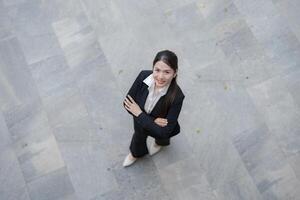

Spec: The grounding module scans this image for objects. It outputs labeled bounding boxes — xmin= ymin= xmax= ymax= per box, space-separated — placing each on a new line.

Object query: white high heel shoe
xmin=149 ymin=142 xmax=162 ymax=156
xmin=123 ymin=153 xmax=137 ymax=167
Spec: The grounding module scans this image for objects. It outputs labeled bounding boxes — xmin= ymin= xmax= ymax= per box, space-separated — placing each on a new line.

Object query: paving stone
xmin=0 ymin=148 xmax=30 ymax=200
xmin=0 ymin=112 xmax=11 ymax=151
xmin=58 ymin=142 xmax=118 ymax=200
xmin=1 ymin=0 xmax=300 ymax=199
xmin=0 ymin=37 xmax=39 ymax=113
xmin=214 ymin=174 xmax=263 ymax=200
xmin=43 ymin=86 xmax=89 ymax=127
xmin=27 ymin=167 xmax=75 ymax=200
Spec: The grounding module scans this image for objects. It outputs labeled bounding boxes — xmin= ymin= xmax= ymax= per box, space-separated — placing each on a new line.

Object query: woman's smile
xmin=156 ymin=79 xmax=166 ymax=85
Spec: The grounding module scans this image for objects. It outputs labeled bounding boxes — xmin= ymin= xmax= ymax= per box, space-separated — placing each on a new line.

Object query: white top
xmin=143 ymin=74 xmax=170 ymax=114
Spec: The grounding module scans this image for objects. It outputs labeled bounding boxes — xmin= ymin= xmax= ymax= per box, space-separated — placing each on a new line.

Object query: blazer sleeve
xmin=123 ymin=71 xmax=143 ymax=115
xmin=134 ymin=95 xmax=185 ymax=139
xmin=127 ymin=71 xmax=143 ymax=99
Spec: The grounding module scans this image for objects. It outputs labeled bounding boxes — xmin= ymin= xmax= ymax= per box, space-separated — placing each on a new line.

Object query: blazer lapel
xmin=150 ymin=95 xmax=166 ymax=116
xmin=140 ymin=83 xmax=149 ymax=110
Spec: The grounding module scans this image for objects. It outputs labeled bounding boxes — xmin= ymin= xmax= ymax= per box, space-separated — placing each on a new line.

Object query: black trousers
xmin=129 ymin=131 xmax=170 ymax=157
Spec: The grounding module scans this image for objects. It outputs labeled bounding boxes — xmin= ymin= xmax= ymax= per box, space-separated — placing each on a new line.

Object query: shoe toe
xmin=149 ymin=143 xmax=162 ymax=156
xmin=123 ymin=154 xmax=136 ymax=167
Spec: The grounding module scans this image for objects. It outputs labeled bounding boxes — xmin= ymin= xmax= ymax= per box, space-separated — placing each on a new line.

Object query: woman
xmin=123 ymin=50 xmax=185 ymax=167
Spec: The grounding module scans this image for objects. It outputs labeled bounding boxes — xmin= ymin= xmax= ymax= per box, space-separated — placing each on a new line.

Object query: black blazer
xmin=125 ymin=70 xmax=185 ymax=139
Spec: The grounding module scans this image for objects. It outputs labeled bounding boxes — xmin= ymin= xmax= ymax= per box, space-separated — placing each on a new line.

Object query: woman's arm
xmin=127 ymin=71 xmax=143 ymax=99
xmin=123 ymin=71 xmax=143 ymax=115
xmin=134 ymin=96 xmax=185 ymax=139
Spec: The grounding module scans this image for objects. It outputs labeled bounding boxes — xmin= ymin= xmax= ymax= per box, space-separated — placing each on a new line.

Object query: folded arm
xmin=134 ymin=96 xmax=184 ymax=139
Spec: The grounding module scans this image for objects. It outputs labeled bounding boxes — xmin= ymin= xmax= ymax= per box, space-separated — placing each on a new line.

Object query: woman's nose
xmin=158 ymin=72 xmax=164 ymax=79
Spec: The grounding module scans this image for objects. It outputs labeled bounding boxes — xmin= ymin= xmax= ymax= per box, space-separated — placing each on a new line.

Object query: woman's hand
xmin=124 ymin=95 xmax=142 ymax=117
xmin=154 ymin=118 xmax=168 ymax=127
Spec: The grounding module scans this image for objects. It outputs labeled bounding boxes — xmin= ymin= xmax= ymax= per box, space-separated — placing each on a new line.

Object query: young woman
xmin=123 ymin=50 xmax=185 ymax=167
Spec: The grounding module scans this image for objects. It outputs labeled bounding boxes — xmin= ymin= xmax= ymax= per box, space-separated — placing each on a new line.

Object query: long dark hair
xmin=153 ymin=50 xmax=179 ymax=117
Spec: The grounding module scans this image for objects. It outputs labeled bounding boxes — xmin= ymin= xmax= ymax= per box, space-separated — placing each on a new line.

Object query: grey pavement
xmin=1 ymin=0 xmax=300 ymax=199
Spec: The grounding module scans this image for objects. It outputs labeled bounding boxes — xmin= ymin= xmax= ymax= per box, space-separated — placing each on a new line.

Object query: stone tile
xmin=193 ymin=58 xmax=245 ymax=82
xmin=191 ymin=127 xmax=249 ymax=189
xmin=155 ymin=0 xmax=197 ymax=11
xmin=4 ymin=100 xmax=48 ymax=143
xmin=5 ymin=0 xmax=85 ymax=23
xmin=112 ymin=0 xmax=161 ymax=28
xmin=43 ymin=86 xmax=89 ymax=127
xmin=214 ymin=174 xmax=263 ymax=200
xmin=159 ymin=156 xmax=216 ymax=200
xmin=48 ymin=0 xmax=84 ymax=21
xmin=288 ymin=153 xmax=300 ymax=180
xmin=200 ymin=2 xmax=242 ymax=35
xmin=177 ymin=182 xmax=217 ymax=200
xmin=53 ymin=115 xmax=102 ymax=143
xmin=27 ymin=167 xmax=75 ymax=200
xmin=263 ymin=30 xmax=300 ymax=57
xmin=0 ymin=37 xmax=39 ymax=113
xmin=264 ymin=49 xmax=300 ymax=78
xmin=29 ymin=55 xmax=72 ymax=98
xmin=2 ymin=0 xmax=27 ymax=7
xmin=93 ymin=186 xmax=171 ymax=200
xmin=0 ymin=148 xmax=30 ymax=200
xmin=232 ymin=124 xmax=285 ymax=173
xmin=197 ymin=0 xmax=233 ymax=19
xmin=14 ymin=130 xmax=65 ymax=182
xmin=283 ymin=67 xmax=300 ymax=108
xmin=233 ymin=0 xmax=300 ymax=69
xmin=8 ymin=0 xmax=54 ymax=36
xmin=70 ymin=54 xmax=108 ymax=85
xmin=259 ymin=164 xmax=300 ymax=200
xmin=17 ymin=31 xmax=63 ymax=65
xmin=227 ymin=51 xmax=272 ymax=87
xmin=248 ymin=76 xmax=300 ymax=157
xmin=75 ymin=62 xmax=133 ymax=156
xmin=164 ymin=2 xmax=205 ymax=39
xmin=132 ymin=185 xmax=172 ymax=200
xmin=180 ymin=38 xmax=226 ymax=77
xmin=7 ymin=0 xmax=64 ymax=64
xmin=0 ymin=1 xmax=14 ymax=40
xmin=213 ymin=85 xmax=263 ymax=137
xmin=80 ymin=0 xmax=128 ymax=37
xmin=52 ymin=13 xmax=103 ymax=68
xmin=4 ymin=99 xmax=66 ymax=183
xmin=149 ymin=133 xmax=193 ymax=170
xmin=232 ymin=124 xmax=300 ymax=199
xmin=57 ymin=193 xmax=79 ymax=200
xmin=217 ymin=24 xmax=260 ymax=61
xmin=57 ymin=142 xmax=118 ymax=200
xmin=90 ymin=189 xmax=124 ymax=200
xmin=3 ymin=101 xmax=64 ymax=183
xmin=111 ymin=156 xmax=170 ymax=199
xmin=233 ymin=0 xmax=278 ymax=19
xmin=0 ymin=112 xmax=11 ymax=151
xmin=263 ymin=95 xmax=300 ymax=156
xmin=274 ymin=0 xmax=300 ymax=41
xmin=247 ymin=73 xmax=290 ymax=107
xmin=76 ymin=65 xmax=122 ymax=122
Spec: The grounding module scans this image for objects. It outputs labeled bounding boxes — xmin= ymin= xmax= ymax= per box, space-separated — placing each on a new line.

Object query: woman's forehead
xmin=154 ymin=61 xmax=173 ymax=71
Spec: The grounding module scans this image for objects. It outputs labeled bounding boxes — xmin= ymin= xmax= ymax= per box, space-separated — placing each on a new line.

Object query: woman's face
xmin=153 ymin=61 xmax=176 ymax=88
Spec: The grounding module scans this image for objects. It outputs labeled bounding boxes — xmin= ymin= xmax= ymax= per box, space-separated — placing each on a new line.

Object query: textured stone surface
xmin=0 ymin=0 xmax=300 ymax=199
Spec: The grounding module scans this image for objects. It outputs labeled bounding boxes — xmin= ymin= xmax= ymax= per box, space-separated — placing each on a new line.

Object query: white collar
xmin=143 ymin=73 xmax=170 ymax=94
